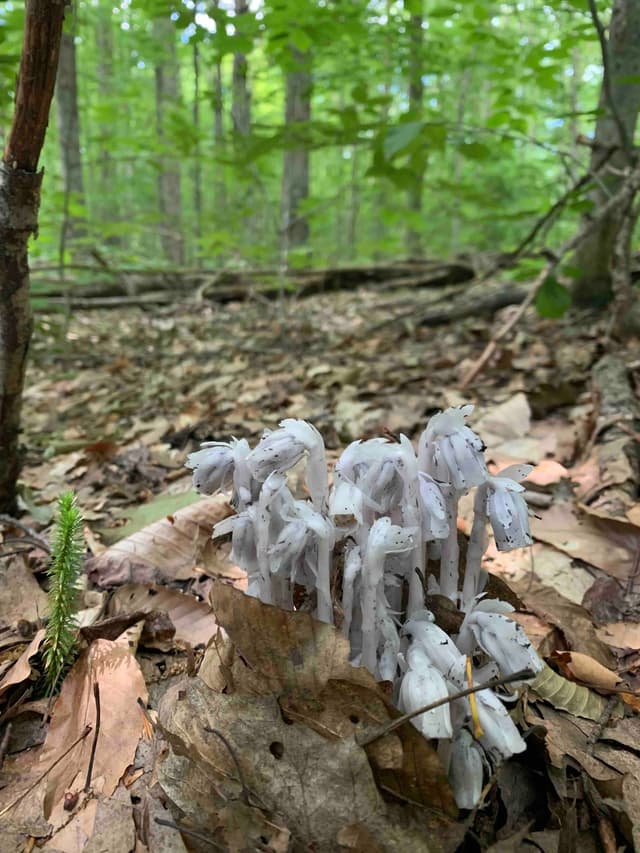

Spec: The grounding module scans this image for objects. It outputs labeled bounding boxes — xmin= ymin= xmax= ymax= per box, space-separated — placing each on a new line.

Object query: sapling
xmin=43 ymin=492 xmax=84 ymax=693
xmin=187 ymin=405 xmax=544 ymax=808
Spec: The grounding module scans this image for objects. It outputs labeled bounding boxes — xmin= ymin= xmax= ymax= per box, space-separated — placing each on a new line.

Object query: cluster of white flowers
xmin=186 ymin=405 xmax=543 ymax=808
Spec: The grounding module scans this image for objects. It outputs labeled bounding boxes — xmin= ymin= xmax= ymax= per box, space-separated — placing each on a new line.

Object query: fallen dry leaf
xmin=86 ymin=495 xmax=232 ymax=587
xmin=0 ymin=556 xmax=49 ymax=626
xmin=109 ymin=584 xmax=218 ymax=649
xmin=596 ymin=622 xmax=640 ymax=651
xmin=529 ymin=501 xmax=640 ymax=583
xmin=552 ymin=650 xmax=622 ymax=690
xmin=40 ymin=635 xmax=148 ymax=823
xmin=0 ymin=629 xmax=45 ymax=699
xmin=45 ymin=784 xmax=136 ymax=853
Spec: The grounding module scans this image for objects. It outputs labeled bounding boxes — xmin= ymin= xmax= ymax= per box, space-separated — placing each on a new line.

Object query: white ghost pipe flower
xmin=247 ymin=427 xmax=306 ymax=481
xmin=398 ymin=646 xmax=453 ymax=739
xmin=401 ymin=611 xmax=465 ymax=684
xmin=214 ymin=510 xmax=260 ymax=596
xmin=329 ymin=478 xmax=365 ymax=526
xmin=377 ymin=604 xmax=401 ymax=682
xmin=254 ymin=472 xmax=287 ymax=605
xmin=486 ymin=465 xmax=533 ymax=552
xmin=186 ymin=441 xmax=235 ymax=494
xmin=418 ymin=405 xmax=487 ymax=491
xmin=279 ymin=419 xmax=328 ymax=511
xmin=418 ymin=473 xmax=449 ymax=541
xmin=462 ymin=482 xmax=490 ymax=610
xmin=230 ymin=438 xmax=257 ymax=511
xmin=285 ymin=498 xmax=335 ymax=623
xmin=341 ymin=544 xmax=362 ymax=641
xmin=449 ymin=728 xmax=484 ymax=809
xmin=458 ymin=608 xmax=543 ymax=679
xmin=361 ymin=518 xmax=415 ymax=673
xmin=473 ymin=686 xmax=526 ymax=760
xmin=395 ymin=435 xmax=426 ymax=616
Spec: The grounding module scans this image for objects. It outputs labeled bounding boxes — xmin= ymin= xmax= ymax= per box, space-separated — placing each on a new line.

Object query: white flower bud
xmin=186 ymin=441 xmax=235 ymax=494
xmin=398 ymin=646 xmax=453 ymax=739
xmin=449 ymin=728 xmax=484 ymax=809
xmin=419 ymin=406 xmax=487 ymax=491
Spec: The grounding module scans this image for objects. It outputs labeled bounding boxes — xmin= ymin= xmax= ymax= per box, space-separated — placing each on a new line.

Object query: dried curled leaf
xmin=529 ymin=663 xmax=623 ymax=721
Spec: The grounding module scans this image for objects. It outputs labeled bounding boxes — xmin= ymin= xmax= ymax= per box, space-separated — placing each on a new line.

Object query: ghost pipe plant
xmin=187 ymin=406 xmax=543 ymax=808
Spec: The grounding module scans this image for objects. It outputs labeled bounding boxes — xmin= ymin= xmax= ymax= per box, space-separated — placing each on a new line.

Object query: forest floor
xmin=1 ymin=280 xmax=640 ymax=852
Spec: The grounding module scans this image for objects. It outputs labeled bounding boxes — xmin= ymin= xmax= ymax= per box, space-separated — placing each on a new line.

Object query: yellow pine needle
xmin=466 ymin=656 xmax=484 ymax=739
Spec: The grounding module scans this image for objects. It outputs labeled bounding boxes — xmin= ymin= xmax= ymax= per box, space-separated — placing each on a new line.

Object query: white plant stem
xmin=440 ymin=491 xmax=461 ymax=601
xmin=463 ymin=484 xmax=488 ymax=610
xmin=315 ymin=536 xmax=333 ymax=624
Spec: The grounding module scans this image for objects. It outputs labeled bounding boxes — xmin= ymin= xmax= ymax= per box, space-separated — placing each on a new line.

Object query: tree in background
xmin=55 ymin=17 xmax=86 ymax=252
xmin=573 ymin=0 xmax=640 ymax=307
xmin=0 ymin=0 xmax=65 ymax=512
xmin=405 ymin=0 xmax=425 ymax=258
xmin=281 ymin=45 xmax=312 ymax=265
xmin=153 ymin=13 xmax=185 ymax=266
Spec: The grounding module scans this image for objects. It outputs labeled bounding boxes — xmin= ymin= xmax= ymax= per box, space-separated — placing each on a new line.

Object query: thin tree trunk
xmin=573 ymin=0 xmax=640 ymax=306
xmin=0 ymin=0 xmax=66 ymax=512
xmin=281 ymin=47 xmax=312 ymax=264
xmin=56 ymin=26 xmax=86 ymax=249
xmin=406 ymin=2 xmax=424 ymax=258
xmin=192 ymin=36 xmax=202 ymax=266
xmin=212 ymin=41 xmax=227 ymax=223
xmin=153 ymin=16 xmax=185 ymax=266
xmin=95 ymin=7 xmax=119 ymax=245
xmin=347 ymin=147 xmax=359 ymax=258
xmin=231 ymin=0 xmax=251 ymax=137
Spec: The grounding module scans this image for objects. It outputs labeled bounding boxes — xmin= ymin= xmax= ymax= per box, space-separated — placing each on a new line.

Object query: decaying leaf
xmin=109 ymin=584 xmax=218 ymax=649
xmin=45 ymin=784 xmax=136 ymax=853
xmin=209 ymin=584 xmax=457 ymax=816
xmin=0 ymin=629 xmax=45 ymax=699
xmin=596 ymin=622 xmax=640 ymax=651
xmin=158 ymin=678 xmax=445 ymax=852
xmin=86 ymin=495 xmax=233 ymax=587
xmin=40 ymin=636 xmax=148 ymax=823
xmin=551 ymin=651 xmax=623 ymax=691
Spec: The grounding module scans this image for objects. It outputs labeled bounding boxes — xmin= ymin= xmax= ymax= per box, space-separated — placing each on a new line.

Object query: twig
xmin=154 ymin=817 xmax=224 ymax=849
xmin=587 ymin=0 xmax=633 ymax=162
xmin=84 ymin=683 xmax=100 ymax=792
xmin=0 ymin=724 xmax=92 ymax=818
xmin=356 ymin=668 xmax=535 ymax=747
xmin=203 ymin=726 xmax=251 ymax=806
xmin=0 ymin=723 xmax=12 ymax=770
xmin=461 ymin=161 xmax=640 ymax=388
xmin=0 ymin=515 xmax=50 ymax=553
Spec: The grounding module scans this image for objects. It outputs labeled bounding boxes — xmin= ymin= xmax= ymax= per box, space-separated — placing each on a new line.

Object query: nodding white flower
xmin=398 ymin=645 xmax=453 ymax=739
xmin=329 ymin=478 xmax=365 ymax=526
xmin=458 ymin=607 xmax=543 ymax=678
xmin=230 ymin=438 xmax=258 ymax=510
xmin=377 ymin=605 xmax=401 ymax=682
xmin=341 ymin=544 xmax=362 ymax=640
xmin=418 ymin=405 xmax=487 ymax=491
xmin=449 ymin=728 xmax=485 ymax=809
xmin=485 ymin=465 xmax=533 ymax=552
xmin=473 ymin=686 xmax=526 ymax=760
xmin=186 ymin=441 xmax=235 ymax=494
xmin=269 ymin=518 xmax=312 ymax=578
xmin=361 ymin=518 xmax=415 ymax=672
xmin=401 ymin=611 xmax=465 ymax=684
xmin=418 ymin=473 xmax=450 ymax=540
xmin=213 ymin=510 xmax=259 ymax=594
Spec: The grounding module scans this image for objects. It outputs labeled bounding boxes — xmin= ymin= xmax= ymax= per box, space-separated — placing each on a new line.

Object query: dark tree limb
xmin=0 ymin=1 xmax=67 ymax=512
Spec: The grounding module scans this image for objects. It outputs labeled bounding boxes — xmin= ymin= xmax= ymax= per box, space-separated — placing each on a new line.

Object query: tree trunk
xmin=231 ymin=0 xmax=251 ymax=138
xmin=281 ymin=47 xmax=312 ymax=264
xmin=95 ymin=7 xmax=120 ymax=246
xmin=211 ymin=18 xmax=227 ymax=225
xmin=192 ymin=35 xmax=202 ymax=265
xmin=0 ymin=0 xmax=66 ymax=513
xmin=153 ymin=16 xmax=185 ymax=266
xmin=406 ymin=2 xmax=424 ymax=258
xmin=573 ymin=0 xmax=640 ymax=307
xmin=56 ymin=27 xmax=86 ymax=248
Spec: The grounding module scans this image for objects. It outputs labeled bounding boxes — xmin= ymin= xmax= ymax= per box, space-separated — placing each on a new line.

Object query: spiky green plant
xmin=43 ymin=492 xmax=84 ymax=693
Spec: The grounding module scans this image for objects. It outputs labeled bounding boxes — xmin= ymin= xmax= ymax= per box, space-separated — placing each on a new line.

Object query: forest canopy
xmin=0 ymin=0 xmax=610 ymax=271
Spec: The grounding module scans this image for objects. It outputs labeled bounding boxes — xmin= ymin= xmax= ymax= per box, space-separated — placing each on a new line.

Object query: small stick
xmin=0 ymin=725 xmax=92 ymax=818
xmin=155 ymin=817 xmax=224 ymax=849
xmin=84 ymin=683 xmax=100 ymax=792
xmin=203 ymin=726 xmax=251 ymax=805
xmin=357 ymin=668 xmax=535 ymax=747
xmin=0 ymin=723 xmax=12 ymax=770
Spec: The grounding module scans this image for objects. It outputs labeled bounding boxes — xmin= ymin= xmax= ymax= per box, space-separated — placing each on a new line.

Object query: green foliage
xmin=535 ymin=276 xmax=572 ymax=318
xmin=43 ymin=493 xmax=85 ymax=694
xmin=0 ymin=0 xmax=607 ymax=270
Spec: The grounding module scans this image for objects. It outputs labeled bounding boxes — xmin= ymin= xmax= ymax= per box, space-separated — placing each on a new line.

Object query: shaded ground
xmin=1 ymin=282 xmax=640 ymax=851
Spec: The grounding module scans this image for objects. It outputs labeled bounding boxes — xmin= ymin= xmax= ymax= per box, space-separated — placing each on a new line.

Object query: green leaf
xmin=383 ymin=120 xmax=424 ymax=160
xmin=459 ymin=141 xmax=492 ymax=160
xmin=535 ymin=276 xmax=572 ymax=318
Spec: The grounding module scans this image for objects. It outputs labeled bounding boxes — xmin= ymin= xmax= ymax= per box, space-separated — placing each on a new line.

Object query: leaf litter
xmin=1 ymin=288 xmax=640 ymax=849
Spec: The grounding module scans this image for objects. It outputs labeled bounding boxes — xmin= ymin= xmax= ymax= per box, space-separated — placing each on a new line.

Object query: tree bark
xmin=95 ymin=7 xmax=120 ymax=245
xmin=211 ymin=4 xmax=227 ymax=225
xmin=573 ymin=0 xmax=640 ymax=306
xmin=0 ymin=0 xmax=66 ymax=512
xmin=55 ymin=26 xmax=86 ymax=247
xmin=192 ymin=35 xmax=202 ymax=265
xmin=281 ymin=47 xmax=312 ymax=264
xmin=231 ymin=0 xmax=251 ymax=138
xmin=153 ymin=16 xmax=185 ymax=266
xmin=406 ymin=2 xmax=425 ymax=258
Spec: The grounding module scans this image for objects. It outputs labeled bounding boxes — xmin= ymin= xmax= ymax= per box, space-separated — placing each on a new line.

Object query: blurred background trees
xmin=0 ymin=0 xmax=636 ymax=284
